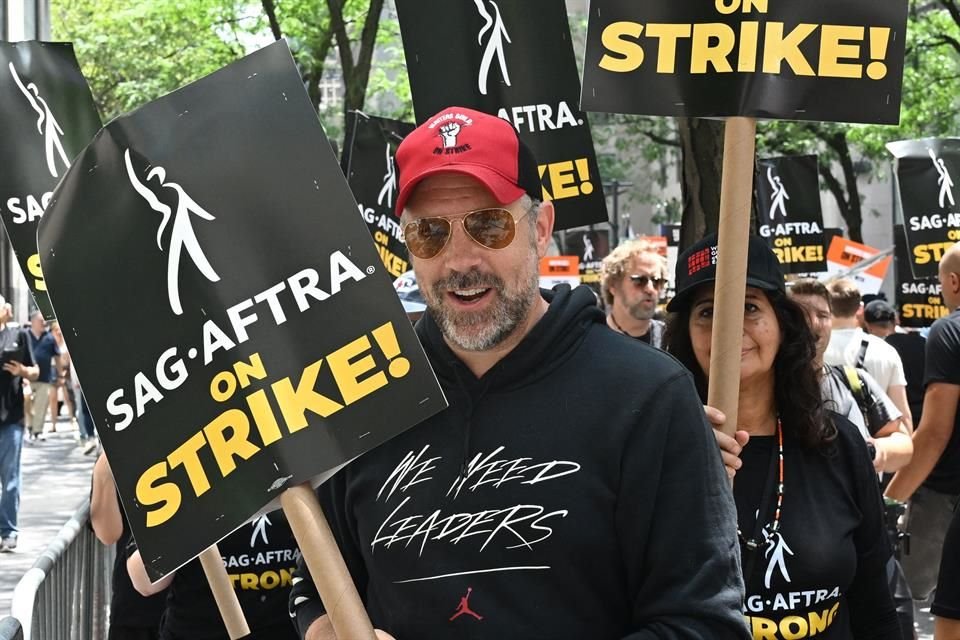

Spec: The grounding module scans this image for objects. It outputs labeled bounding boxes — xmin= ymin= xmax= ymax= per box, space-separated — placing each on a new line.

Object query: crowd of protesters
xmin=35 ymin=106 xmax=960 ymax=639
xmin=0 ymin=302 xmax=98 ymax=556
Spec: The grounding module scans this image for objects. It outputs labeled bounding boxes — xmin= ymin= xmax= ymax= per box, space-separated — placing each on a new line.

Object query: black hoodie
xmin=291 ymin=285 xmax=748 ymax=639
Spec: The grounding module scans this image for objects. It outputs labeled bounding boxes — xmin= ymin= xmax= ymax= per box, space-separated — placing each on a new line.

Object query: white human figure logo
xmin=929 ymin=149 xmax=956 ymax=209
xmin=377 ymin=143 xmax=397 ymax=208
xmin=582 ymin=236 xmax=595 ymax=261
xmin=762 ymin=525 xmax=794 ymax=589
xmin=767 ymin=166 xmax=790 ymax=220
xmin=124 ymin=149 xmax=221 ymax=316
xmin=250 ymin=514 xmax=272 ymax=547
xmin=9 ymin=62 xmax=70 ymax=179
xmin=473 ymin=0 xmax=512 ymax=96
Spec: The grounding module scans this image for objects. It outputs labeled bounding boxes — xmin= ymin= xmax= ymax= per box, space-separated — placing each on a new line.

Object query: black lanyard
xmin=740 ymin=436 xmax=781 ymax=583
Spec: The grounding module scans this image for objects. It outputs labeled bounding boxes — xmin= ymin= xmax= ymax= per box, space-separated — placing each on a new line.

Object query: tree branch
xmin=635 ymin=129 xmax=681 ymax=148
xmin=260 ymin=0 xmax=283 ymax=41
xmin=938 ymin=0 xmax=960 ymax=31
xmin=908 ymin=35 xmax=960 ymax=57
xmin=326 ymin=0 xmax=354 ymax=75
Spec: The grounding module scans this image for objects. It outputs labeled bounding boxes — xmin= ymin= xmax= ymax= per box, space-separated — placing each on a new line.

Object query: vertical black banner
xmin=755 ymin=155 xmax=826 ymax=274
xmin=395 ymin=0 xmax=608 ymax=231
xmin=341 ymin=113 xmax=414 ymax=279
xmin=887 ymin=138 xmax=960 ymax=279
xmin=894 ymin=224 xmax=949 ymax=328
xmin=0 ymin=42 xmax=102 ymax=318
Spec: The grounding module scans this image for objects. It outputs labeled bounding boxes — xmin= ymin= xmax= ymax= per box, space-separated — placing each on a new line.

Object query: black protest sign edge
xmin=38 ymin=41 xmax=447 ymax=581
xmin=395 ymin=0 xmax=609 ymax=230
xmin=581 ymin=0 xmax=908 ymax=125
xmin=0 ymin=42 xmax=102 ymax=318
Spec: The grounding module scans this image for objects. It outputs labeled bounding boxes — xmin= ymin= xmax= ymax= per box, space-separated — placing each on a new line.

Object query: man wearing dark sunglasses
xmin=291 ymin=107 xmax=747 ymax=640
xmin=600 ymin=239 xmax=668 ymax=348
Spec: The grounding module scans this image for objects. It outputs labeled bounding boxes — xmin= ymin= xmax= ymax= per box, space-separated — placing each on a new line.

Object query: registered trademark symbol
xmin=366 ymin=265 xmax=376 ymax=274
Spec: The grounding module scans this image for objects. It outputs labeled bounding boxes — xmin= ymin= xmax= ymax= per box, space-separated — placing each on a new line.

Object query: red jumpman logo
xmin=449 ymin=587 xmax=483 ymax=621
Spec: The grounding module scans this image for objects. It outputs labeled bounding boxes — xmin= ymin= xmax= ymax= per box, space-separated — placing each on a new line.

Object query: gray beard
xmin=425 ymin=260 xmax=539 ymax=352
xmin=627 ymin=299 xmax=657 ymax=322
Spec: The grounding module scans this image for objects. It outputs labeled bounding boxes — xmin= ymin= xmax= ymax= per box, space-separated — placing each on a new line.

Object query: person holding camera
xmin=0 ymin=297 xmax=40 ymax=552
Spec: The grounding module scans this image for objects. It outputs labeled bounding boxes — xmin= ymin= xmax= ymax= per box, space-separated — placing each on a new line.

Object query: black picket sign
xmin=888 ymin=138 xmax=960 ymax=280
xmin=563 ymin=229 xmax=610 ymax=294
xmin=0 ymin=42 xmax=101 ymax=318
xmin=396 ymin=0 xmax=608 ymax=231
xmin=581 ymin=0 xmax=907 ymax=124
xmin=894 ymin=224 xmax=950 ymax=328
xmin=341 ymin=112 xmax=415 ymax=279
xmin=37 ymin=41 xmax=447 ymax=581
xmin=755 ymin=155 xmax=826 ymax=274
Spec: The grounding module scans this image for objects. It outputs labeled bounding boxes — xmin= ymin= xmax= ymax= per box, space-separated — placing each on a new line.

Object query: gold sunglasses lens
xmin=405 ymin=218 xmax=452 ymax=259
xmin=464 ymin=208 xmax=515 ymax=249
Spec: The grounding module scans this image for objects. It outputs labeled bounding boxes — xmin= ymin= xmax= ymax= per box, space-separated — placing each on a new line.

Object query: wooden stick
xmin=199 ymin=544 xmax=251 ymax=639
xmin=707 ymin=116 xmax=757 ymax=437
xmin=281 ymin=482 xmax=377 ymax=640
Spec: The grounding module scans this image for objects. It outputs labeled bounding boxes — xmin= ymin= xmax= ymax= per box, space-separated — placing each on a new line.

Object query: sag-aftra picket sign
xmin=396 ymin=0 xmax=608 ymax=230
xmin=754 ymin=155 xmax=827 ymax=273
xmin=341 ymin=113 xmax=415 ymax=279
xmin=37 ymin=41 xmax=447 ymax=581
xmin=888 ymin=138 xmax=960 ymax=279
xmin=0 ymin=42 xmax=101 ymax=318
xmin=581 ymin=0 xmax=908 ymax=124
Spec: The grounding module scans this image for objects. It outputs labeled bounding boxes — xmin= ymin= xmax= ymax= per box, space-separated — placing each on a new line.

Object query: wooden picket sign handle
xmin=706 ymin=116 xmax=757 ymax=439
xmin=281 ymin=482 xmax=378 ymax=640
xmin=199 ymin=544 xmax=251 ymax=639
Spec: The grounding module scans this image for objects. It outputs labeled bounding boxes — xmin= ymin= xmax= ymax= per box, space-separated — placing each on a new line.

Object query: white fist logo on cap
xmin=439 ymin=123 xmax=461 ymax=149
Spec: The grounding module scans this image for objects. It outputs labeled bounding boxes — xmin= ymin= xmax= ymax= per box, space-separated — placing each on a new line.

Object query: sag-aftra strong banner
xmin=396 ymin=0 xmax=608 ymax=231
xmin=341 ymin=112 xmax=414 ymax=279
xmin=37 ymin=41 xmax=447 ymax=581
xmin=581 ymin=0 xmax=908 ymax=124
xmin=888 ymin=138 xmax=960 ymax=279
xmin=0 ymin=42 xmax=101 ymax=318
xmin=755 ymin=155 xmax=826 ymax=273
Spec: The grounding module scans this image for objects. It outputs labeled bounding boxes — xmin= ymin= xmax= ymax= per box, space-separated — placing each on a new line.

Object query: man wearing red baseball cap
xmin=290 ymin=107 xmax=747 ymax=639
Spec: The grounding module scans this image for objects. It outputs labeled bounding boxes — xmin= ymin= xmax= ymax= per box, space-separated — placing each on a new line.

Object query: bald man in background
xmin=887 ymin=242 xmax=960 ymax=605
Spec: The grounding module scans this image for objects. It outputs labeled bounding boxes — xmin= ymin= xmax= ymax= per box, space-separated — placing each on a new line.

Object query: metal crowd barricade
xmin=7 ymin=498 xmax=114 ymax=640
xmin=0 ymin=617 xmax=23 ymax=640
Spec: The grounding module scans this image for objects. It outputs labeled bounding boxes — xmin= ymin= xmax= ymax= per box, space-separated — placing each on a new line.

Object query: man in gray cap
xmin=864 ymin=299 xmax=927 ymax=427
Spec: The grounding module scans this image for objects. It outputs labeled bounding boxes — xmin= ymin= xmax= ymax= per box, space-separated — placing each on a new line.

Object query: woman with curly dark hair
xmin=665 ymin=234 xmax=900 ymax=640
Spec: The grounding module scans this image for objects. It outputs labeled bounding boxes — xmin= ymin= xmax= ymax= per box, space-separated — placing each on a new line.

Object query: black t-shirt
xmin=0 ymin=327 xmax=34 ymax=426
xmin=735 ymin=415 xmax=900 ymax=639
xmin=112 ymin=525 xmax=169 ymax=629
xmin=933 ymin=503 xmax=960 ymax=620
xmin=921 ymin=310 xmax=960 ymax=495
xmin=885 ymin=332 xmax=926 ymax=424
xmin=160 ymin=510 xmax=299 ymax=640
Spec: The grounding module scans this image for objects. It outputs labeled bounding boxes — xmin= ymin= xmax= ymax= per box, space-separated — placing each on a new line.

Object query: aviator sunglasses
xmin=629 ymin=274 xmax=667 ymax=289
xmin=403 ymin=206 xmax=533 ymax=259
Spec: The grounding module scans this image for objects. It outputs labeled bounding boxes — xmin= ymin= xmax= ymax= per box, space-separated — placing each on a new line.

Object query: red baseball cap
xmin=394 ymin=106 xmax=541 ymax=216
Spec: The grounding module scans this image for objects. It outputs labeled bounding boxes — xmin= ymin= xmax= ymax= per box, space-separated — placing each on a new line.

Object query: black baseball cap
xmin=864 ymin=299 xmax=897 ymax=324
xmin=666 ymin=233 xmax=786 ymax=312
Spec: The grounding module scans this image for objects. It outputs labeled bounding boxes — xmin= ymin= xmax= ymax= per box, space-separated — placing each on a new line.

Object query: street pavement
xmin=0 ymin=421 xmax=95 ymax=615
